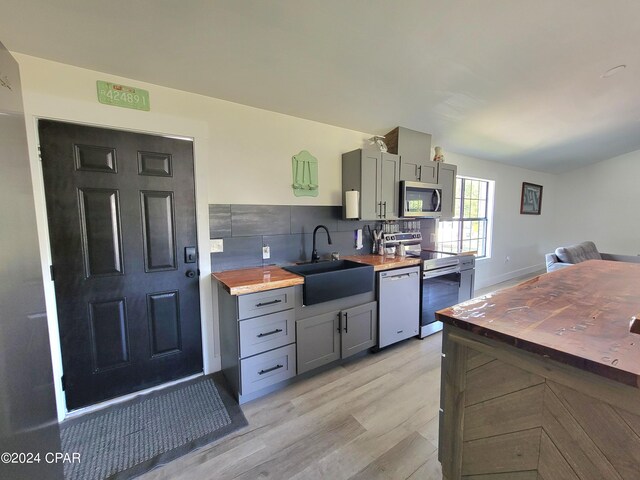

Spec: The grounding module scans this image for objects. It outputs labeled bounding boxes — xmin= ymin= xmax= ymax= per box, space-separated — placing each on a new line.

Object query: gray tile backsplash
xmin=209 ymin=204 xmax=231 ymax=238
xmin=290 ymin=205 xmax=340 ymax=234
xmin=231 ymin=205 xmax=291 ymax=236
xmin=263 ymin=234 xmax=307 ymax=265
xmin=209 ymin=203 xmax=436 ymax=271
xmin=210 ymin=236 xmax=263 ymax=272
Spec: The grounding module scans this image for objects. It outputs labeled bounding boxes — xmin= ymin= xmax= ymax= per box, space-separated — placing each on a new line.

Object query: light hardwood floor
xmin=140 ymin=334 xmax=444 ymax=480
xmin=139 ymin=272 xmax=543 ymax=480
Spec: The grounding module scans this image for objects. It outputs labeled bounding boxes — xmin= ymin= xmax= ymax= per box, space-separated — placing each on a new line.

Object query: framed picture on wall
xmin=520 ymin=182 xmax=543 ymax=215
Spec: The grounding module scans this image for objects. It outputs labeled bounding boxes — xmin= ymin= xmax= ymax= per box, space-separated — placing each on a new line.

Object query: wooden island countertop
xmin=437 ymin=260 xmax=640 ymax=479
xmin=437 ymin=259 xmax=640 ymax=387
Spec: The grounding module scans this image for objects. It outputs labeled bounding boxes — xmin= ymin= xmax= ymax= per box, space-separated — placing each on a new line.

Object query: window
xmin=437 ymin=176 xmax=493 ymax=258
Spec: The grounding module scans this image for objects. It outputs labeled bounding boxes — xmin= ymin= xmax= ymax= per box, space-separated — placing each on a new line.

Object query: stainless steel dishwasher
xmin=378 ymin=266 xmax=420 ymax=348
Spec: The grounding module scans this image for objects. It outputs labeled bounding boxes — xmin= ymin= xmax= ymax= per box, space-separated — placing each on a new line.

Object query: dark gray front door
xmin=39 ymin=120 xmax=202 ymax=410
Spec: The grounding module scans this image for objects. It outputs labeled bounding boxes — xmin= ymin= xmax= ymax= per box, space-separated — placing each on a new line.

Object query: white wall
xmin=441 ymin=152 xmax=558 ymax=289
xmin=553 ymin=148 xmax=640 ymax=255
xmin=13 ymin=53 xmax=560 ymax=417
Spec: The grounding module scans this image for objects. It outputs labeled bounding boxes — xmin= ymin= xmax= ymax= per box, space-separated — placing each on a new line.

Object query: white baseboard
xmin=475 ymin=263 xmax=546 ymax=291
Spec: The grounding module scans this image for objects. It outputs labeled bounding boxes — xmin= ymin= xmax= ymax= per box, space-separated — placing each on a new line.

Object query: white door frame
xmin=25 ymin=113 xmax=217 ymax=422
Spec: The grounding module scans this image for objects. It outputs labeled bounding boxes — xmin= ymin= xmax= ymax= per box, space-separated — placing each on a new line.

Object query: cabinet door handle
xmin=258 ymin=364 xmax=283 ymax=375
xmin=337 ymin=313 xmax=341 ymax=332
xmin=378 ymin=201 xmax=382 ymax=218
xmin=257 ymin=328 xmax=283 ymax=338
xmin=256 ymin=299 xmax=282 ymax=307
xmin=417 ymin=165 xmax=421 ymax=181
xmin=383 ymin=201 xmax=387 ymax=218
xmin=344 ymin=312 xmax=348 ymax=333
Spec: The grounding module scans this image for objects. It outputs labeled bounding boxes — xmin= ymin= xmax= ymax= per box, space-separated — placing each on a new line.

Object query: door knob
xmin=185 ymin=270 xmax=196 ymax=278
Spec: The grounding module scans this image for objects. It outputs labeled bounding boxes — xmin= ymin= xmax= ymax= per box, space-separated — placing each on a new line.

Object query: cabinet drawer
xmin=239 ymin=309 xmax=295 ymax=358
xmin=240 ymin=344 xmax=296 ymax=395
xmin=237 ymin=287 xmax=295 ymax=320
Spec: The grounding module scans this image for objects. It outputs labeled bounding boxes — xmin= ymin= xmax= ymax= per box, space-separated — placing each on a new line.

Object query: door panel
xmin=88 ymin=298 xmax=130 ymax=371
xmin=74 ymin=144 xmax=117 ymax=172
xmin=147 ymin=291 xmax=182 ymax=356
xmin=78 ymin=188 xmax=124 ymax=277
xmin=39 ymin=120 xmax=202 ymax=409
xmin=140 ymin=190 xmax=177 ymax=271
xmin=138 ymin=151 xmax=172 ymax=176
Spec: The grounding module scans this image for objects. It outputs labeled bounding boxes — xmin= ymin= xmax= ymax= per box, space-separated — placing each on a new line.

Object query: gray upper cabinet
xmin=385 ymin=127 xmax=436 ymax=183
xmin=296 ymin=311 xmax=341 ymax=374
xmin=342 ymin=149 xmax=399 ymax=220
xmin=438 ymin=163 xmax=458 ymax=220
xmin=340 ymin=301 xmax=377 ymax=358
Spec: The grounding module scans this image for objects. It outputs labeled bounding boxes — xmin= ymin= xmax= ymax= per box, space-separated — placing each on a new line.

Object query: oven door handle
xmin=435 ymin=189 xmax=441 ymax=212
xmin=422 ymin=266 xmax=460 ymax=279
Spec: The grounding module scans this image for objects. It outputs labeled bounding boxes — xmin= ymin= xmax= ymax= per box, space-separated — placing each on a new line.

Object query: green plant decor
xmin=292 ymin=150 xmax=318 ymax=197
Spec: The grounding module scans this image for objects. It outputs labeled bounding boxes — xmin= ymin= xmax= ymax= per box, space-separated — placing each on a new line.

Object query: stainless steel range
xmin=415 ymin=250 xmax=475 ymax=338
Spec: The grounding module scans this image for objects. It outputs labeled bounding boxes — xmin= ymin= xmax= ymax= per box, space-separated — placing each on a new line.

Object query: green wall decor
xmin=292 ymin=150 xmax=318 ymax=197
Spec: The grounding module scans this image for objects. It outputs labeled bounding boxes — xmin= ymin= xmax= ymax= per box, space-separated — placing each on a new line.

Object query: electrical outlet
xmin=210 ymin=239 xmax=223 ymax=253
xmin=262 ymin=245 xmax=270 ymax=260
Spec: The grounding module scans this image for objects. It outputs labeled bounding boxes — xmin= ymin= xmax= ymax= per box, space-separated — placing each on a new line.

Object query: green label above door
xmin=96 ymin=80 xmax=150 ymax=111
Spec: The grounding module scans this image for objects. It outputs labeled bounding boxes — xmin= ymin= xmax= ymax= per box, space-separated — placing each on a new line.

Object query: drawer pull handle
xmin=256 ymin=299 xmax=282 ymax=307
xmin=257 ymin=328 xmax=283 ymax=338
xmin=258 ymin=364 xmax=283 ymax=375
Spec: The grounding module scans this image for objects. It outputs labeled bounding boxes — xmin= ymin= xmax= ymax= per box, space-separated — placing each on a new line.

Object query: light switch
xmin=210 ymin=239 xmax=224 ymax=253
xmin=262 ymin=245 xmax=270 ymax=260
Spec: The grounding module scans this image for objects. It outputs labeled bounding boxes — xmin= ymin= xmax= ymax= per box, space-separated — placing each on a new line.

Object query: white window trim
xmin=437 ymin=175 xmax=495 ymax=259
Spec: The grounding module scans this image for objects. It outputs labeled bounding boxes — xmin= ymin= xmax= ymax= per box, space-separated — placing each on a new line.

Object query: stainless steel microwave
xmin=400 ymin=181 xmax=442 ymax=218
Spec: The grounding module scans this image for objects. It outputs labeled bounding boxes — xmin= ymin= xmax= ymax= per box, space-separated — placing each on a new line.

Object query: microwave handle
xmin=435 ymin=189 xmax=441 ymax=212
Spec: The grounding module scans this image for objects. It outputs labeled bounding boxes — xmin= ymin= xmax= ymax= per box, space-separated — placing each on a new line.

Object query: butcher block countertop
xmin=341 ymin=254 xmax=420 ymax=271
xmin=212 ymin=265 xmax=304 ymax=295
xmin=437 ymin=259 xmax=640 ymax=388
xmin=213 ymin=254 xmax=420 ymax=295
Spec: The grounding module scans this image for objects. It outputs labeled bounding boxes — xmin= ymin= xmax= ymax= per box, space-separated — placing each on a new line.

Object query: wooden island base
xmin=439 ymin=324 xmax=640 ymax=479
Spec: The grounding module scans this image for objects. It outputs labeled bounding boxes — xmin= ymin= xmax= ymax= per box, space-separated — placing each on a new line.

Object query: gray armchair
xmin=546 ymin=241 xmax=640 ymax=272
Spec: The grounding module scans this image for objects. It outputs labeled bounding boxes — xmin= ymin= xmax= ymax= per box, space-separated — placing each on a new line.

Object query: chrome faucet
xmin=311 ymin=225 xmax=333 ymax=263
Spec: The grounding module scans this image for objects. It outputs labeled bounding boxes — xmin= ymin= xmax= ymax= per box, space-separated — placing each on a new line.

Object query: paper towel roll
xmin=345 ymin=190 xmax=359 ymax=219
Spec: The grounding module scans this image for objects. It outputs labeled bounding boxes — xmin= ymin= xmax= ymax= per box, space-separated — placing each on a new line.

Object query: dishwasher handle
xmin=385 ymin=272 xmax=419 ymax=281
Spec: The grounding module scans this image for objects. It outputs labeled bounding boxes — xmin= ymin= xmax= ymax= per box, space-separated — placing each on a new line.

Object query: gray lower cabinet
xmin=459 ymin=268 xmax=475 ymax=303
xmin=296 ymin=311 xmax=341 ymax=374
xmin=297 ymin=301 xmax=377 ymax=373
xmin=340 ymin=301 xmax=377 ymax=358
xmin=218 ymin=284 xmax=297 ymax=403
xmin=240 ymin=344 xmax=296 ymax=396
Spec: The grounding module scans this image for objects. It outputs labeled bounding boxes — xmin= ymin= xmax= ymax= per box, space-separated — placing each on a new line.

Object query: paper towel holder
xmin=344 ymin=189 xmax=360 ymax=219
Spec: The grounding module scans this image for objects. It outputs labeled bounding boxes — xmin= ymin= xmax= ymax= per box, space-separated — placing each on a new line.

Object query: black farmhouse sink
xmin=283 ymin=260 xmax=374 ymax=305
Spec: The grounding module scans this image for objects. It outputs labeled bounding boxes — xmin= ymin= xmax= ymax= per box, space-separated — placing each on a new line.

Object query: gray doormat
xmin=60 ymin=373 xmax=247 ymax=480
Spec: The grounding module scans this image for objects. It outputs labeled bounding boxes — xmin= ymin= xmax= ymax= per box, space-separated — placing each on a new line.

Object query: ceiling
xmin=1 ymin=0 xmax=639 ymax=173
